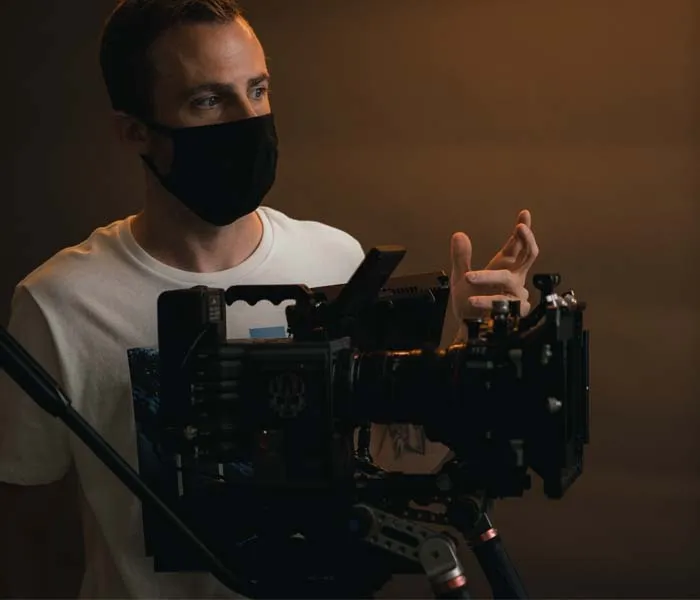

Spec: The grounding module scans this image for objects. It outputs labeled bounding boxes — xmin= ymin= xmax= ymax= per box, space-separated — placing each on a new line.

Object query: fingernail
xmin=467 ymin=273 xmax=478 ymax=282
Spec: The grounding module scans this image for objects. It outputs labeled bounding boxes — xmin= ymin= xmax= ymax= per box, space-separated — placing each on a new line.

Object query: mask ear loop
xmin=133 ymin=114 xmax=175 ymax=181
xmin=137 ymin=116 xmax=175 ymax=137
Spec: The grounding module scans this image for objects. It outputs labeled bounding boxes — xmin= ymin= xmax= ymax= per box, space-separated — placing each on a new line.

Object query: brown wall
xmin=1 ymin=0 xmax=698 ymax=597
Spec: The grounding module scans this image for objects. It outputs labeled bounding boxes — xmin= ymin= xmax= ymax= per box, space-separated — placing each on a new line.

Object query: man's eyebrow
xmin=248 ymin=73 xmax=270 ymax=87
xmin=184 ymin=82 xmax=236 ymax=98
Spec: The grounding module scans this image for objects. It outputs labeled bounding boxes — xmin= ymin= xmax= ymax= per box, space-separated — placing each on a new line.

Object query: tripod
xmin=0 ymin=324 xmax=527 ymax=599
xmin=450 ymin=503 xmax=528 ymax=599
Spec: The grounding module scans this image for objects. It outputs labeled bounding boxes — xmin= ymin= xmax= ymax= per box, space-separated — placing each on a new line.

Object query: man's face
xmin=148 ymin=17 xmax=271 ymax=128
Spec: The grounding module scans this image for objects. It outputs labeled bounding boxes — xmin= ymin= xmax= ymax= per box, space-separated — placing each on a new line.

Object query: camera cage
xmin=145 ymin=246 xmax=589 ymax=594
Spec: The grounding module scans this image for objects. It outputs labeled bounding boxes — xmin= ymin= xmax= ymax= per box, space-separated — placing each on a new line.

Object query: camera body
xmin=155 ymin=247 xmax=452 ymax=499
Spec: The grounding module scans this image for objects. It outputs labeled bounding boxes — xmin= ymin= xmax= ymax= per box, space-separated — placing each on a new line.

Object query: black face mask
xmin=140 ymin=114 xmax=278 ymax=227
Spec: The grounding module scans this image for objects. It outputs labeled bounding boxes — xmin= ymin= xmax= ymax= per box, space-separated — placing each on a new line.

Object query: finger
xmin=498 ymin=233 xmax=520 ymax=260
xmin=451 ymin=232 xmax=473 ymax=274
xmin=514 ymin=224 xmax=539 ymax=272
xmin=467 ymin=271 xmax=530 ymax=301
xmin=500 ymin=225 xmax=523 ymax=258
xmin=466 ymin=269 xmax=514 ymax=289
xmin=500 ymin=210 xmax=533 ymax=258
xmin=517 ymin=209 xmax=532 ymax=229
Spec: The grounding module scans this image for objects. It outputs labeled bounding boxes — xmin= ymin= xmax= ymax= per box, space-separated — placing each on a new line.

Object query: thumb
xmin=451 ymin=232 xmax=473 ymax=275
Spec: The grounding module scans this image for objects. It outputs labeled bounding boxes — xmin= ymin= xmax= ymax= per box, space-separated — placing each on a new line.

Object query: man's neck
xmin=131 ymin=200 xmax=264 ymax=274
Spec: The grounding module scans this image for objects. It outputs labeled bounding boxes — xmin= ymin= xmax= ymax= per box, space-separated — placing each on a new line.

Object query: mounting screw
xmin=547 ymin=397 xmax=562 ymax=414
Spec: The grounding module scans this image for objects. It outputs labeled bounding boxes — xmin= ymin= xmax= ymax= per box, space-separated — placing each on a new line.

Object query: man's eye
xmin=193 ymin=96 xmax=221 ymax=109
xmin=252 ymin=87 xmax=269 ymax=101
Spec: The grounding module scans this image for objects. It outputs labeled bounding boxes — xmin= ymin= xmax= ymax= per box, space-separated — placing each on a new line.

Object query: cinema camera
xmin=0 ymin=245 xmax=589 ymax=600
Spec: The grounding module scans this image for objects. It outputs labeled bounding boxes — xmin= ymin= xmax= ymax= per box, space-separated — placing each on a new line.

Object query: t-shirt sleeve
xmin=0 ymin=285 xmax=72 ymax=485
xmin=335 ymin=232 xmax=365 ymax=283
xmin=348 ymin=236 xmax=365 ymax=269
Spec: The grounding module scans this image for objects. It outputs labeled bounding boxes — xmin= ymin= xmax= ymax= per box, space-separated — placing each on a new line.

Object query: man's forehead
xmin=149 ymin=19 xmax=267 ymax=87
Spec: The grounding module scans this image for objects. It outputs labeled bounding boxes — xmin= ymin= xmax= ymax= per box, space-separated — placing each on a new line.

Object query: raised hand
xmin=450 ymin=210 xmax=540 ymax=327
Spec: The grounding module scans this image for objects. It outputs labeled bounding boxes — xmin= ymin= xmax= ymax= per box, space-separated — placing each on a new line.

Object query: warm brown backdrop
xmin=0 ymin=0 xmax=698 ymax=598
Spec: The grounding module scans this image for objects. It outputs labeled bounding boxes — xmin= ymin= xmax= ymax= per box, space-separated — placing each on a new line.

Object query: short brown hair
xmin=99 ymin=0 xmax=243 ymax=119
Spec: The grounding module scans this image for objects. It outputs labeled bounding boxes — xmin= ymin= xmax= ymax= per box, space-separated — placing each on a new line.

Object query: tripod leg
xmin=418 ymin=535 xmax=472 ymax=599
xmin=466 ymin=513 xmax=528 ymax=600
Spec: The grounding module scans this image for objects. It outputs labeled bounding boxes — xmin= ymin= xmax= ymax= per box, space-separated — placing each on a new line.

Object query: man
xmin=0 ymin=1 xmax=539 ymax=598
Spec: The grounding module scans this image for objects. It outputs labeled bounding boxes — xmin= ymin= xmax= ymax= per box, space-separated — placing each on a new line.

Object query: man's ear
xmin=112 ymin=111 xmax=150 ymax=153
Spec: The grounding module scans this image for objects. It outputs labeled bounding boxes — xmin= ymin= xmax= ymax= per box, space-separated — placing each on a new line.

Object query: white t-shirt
xmin=0 ymin=206 xmax=365 ymax=599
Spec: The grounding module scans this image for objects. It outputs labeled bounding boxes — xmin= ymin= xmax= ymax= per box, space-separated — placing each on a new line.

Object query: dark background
xmin=0 ymin=0 xmax=698 ymax=597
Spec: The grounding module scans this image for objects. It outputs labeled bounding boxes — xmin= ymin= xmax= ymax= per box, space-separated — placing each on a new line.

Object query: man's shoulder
xmin=19 ymin=218 xmax=128 ymax=300
xmin=262 ymin=206 xmax=364 ymax=259
xmin=260 ymin=207 xmax=365 ymax=286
